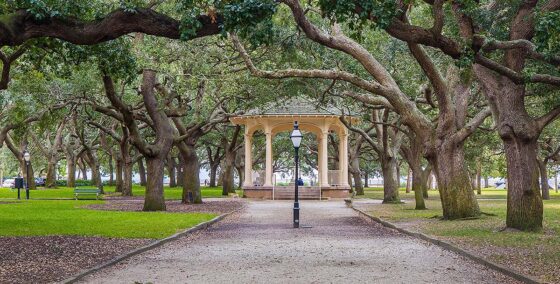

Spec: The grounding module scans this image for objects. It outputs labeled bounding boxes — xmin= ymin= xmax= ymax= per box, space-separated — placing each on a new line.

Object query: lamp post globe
xmin=290 ymin=121 xmax=303 ymax=228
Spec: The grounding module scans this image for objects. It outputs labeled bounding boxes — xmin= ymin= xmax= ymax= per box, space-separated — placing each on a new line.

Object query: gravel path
xmin=80 ymin=200 xmax=519 ymax=284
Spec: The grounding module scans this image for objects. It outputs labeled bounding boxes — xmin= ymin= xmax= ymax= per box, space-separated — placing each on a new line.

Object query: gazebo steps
xmin=272 ymin=187 xmax=321 ymax=200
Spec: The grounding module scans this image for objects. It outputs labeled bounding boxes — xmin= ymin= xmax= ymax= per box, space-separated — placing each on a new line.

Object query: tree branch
xmin=0 ymin=9 xmax=221 ymax=47
xmin=453 ymin=107 xmax=492 ymax=142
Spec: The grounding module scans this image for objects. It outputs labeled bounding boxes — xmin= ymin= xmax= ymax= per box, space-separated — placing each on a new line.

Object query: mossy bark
xmin=430 ymin=143 xmax=480 ymax=219
xmin=122 ymin=160 xmax=133 ymax=197
xmin=115 ymin=158 xmax=123 ymax=193
xmin=381 ymin=156 xmax=400 ymax=203
xmin=350 ymin=155 xmax=364 ymax=195
xmin=178 ymin=143 xmax=202 ymax=204
xmin=45 ymin=160 xmax=57 ymax=188
xmin=504 ymin=138 xmax=543 ymax=231
xmin=66 ymin=158 xmax=76 ymax=188
xmin=222 ymin=153 xmax=236 ymax=195
xmin=411 ymin=170 xmax=427 ymax=210
xmin=167 ymin=156 xmax=176 ymax=188
xmin=143 ymin=157 xmax=166 ymax=211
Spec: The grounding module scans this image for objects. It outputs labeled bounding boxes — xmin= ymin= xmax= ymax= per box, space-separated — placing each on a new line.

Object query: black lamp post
xmin=290 ymin=121 xmax=303 ymax=228
xmin=23 ymin=150 xmax=30 ymax=200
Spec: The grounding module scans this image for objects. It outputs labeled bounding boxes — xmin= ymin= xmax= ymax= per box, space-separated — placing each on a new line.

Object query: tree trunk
xmin=429 ymin=143 xmax=480 ymax=219
xmin=115 ymin=158 xmax=123 ymax=193
xmin=209 ymin=165 xmax=218 ymax=187
xmin=352 ymin=170 xmax=364 ymax=195
xmin=381 ymin=156 xmax=400 ymax=203
xmin=67 ymin=158 xmax=76 ymax=188
xmin=537 ymin=160 xmax=550 ymax=200
xmin=222 ymin=154 xmax=236 ymax=195
xmin=79 ymin=159 xmax=88 ymax=180
xmin=108 ymin=154 xmax=114 ymax=186
xmin=138 ymin=159 xmax=147 ymax=186
xmin=122 ymin=159 xmax=133 ymax=196
xmin=83 ymin=151 xmax=104 ymax=193
xmin=45 ymin=159 xmax=57 ymax=188
xmin=349 ymin=156 xmax=364 ymax=195
xmin=406 ymin=168 xmax=412 ymax=193
xmin=502 ymin=138 xmax=543 ymax=230
xmin=411 ymin=168 xmax=428 ymax=210
xmin=143 ymin=157 xmax=166 ymax=211
xmin=91 ymin=163 xmax=103 ymax=193
xmin=217 ymin=168 xmax=224 ymax=186
xmin=476 ymin=67 xmax=543 ymax=231
xmin=167 ymin=156 xmax=176 ymax=188
xmin=396 ymin=163 xmax=401 ymax=188
xmin=236 ymin=166 xmax=244 ymax=189
xmin=119 ymin=136 xmax=133 ymax=196
xmin=484 ymin=176 xmax=489 ymax=188
xmin=476 ymin=162 xmax=482 ymax=195
xmin=363 ymin=171 xmax=369 ymax=188
xmin=178 ymin=143 xmax=202 ymax=204
xmin=176 ymin=155 xmax=184 ymax=187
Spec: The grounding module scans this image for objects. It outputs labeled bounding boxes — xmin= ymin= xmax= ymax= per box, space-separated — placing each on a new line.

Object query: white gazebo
xmin=230 ymin=98 xmax=356 ymax=199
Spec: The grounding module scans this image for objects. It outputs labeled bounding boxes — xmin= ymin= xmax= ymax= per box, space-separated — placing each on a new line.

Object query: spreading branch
xmin=0 ymin=9 xmax=222 ymax=47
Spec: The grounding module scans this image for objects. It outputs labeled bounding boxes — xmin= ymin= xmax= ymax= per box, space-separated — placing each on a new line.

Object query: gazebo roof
xmin=243 ymin=97 xmax=346 ymax=116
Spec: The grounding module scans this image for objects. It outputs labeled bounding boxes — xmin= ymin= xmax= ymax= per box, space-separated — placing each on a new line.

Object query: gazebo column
xmin=243 ymin=133 xmax=253 ymax=187
xmin=317 ymin=134 xmax=323 ymax=186
xmin=319 ymin=131 xmax=329 ymax=187
xmin=264 ymin=130 xmax=273 ymax=187
xmin=339 ymin=132 xmax=350 ymax=187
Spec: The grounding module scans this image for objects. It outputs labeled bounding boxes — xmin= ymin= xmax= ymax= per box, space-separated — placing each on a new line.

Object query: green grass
xmin=359 ymin=187 xmax=560 ymax=282
xmin=0 ymin=185 xmax=239 ymax=200
xmin=0 ymin=200 xmax=217 ymax=239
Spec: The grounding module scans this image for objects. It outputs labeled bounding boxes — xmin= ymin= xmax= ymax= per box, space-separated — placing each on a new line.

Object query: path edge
xmin=61 ymin=205 xmax=244 ymax=284
xmin=351 ymin=205 xmax=542 ymax=284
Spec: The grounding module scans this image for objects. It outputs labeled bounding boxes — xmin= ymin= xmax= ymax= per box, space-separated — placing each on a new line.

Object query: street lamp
xmin=23 ymin=150 xmax=30 ymax=200
xmin=290 ymin=121 xmax=303 ymax=228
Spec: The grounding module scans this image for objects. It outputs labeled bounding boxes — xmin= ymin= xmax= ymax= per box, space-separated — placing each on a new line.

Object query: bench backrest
xmin=74 ymin=188 xmax=101 ymax=193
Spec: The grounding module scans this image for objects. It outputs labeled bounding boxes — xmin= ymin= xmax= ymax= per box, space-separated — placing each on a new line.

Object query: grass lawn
xmin=0 ymin=185 xmax=237 ymax=239
xmin=0 ymin=200 xmax=217 ymax=239
xmin=0 ymin=185 xmax=236 ymax=200
xmin=358 ymin=187 xmax=560 ymax=282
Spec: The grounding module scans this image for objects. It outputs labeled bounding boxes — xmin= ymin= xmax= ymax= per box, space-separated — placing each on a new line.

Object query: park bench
xmin=74 ymin=188 xmax=101 ymax=200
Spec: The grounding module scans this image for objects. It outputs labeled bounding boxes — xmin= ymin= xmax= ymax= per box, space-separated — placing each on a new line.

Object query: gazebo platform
xmin=243 ymin=186 xmax=350 ymax=200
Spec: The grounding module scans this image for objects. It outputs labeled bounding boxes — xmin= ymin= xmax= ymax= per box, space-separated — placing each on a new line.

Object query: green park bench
xmin=74 ymin=188 xmax=102 ymax=200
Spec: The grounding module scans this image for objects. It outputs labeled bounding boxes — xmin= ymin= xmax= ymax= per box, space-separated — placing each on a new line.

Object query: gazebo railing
xmin=252 ymin=170 xmax=265 ymax=186
xmin=328 ymin=170 xmax=342 ymax=186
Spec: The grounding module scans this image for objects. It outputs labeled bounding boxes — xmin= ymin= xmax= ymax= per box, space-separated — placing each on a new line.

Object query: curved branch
xmin=231 ymin=34 xmax=388 ymax=95
xmin=481 ymin=38 xmax=560 ymax=67
xmin=340 ymin=91 xmax=394 ymax=109
xmin=475 ymin=54 xmax=560 ymax=86
xmin=537 ymin=104 xmax=560 ymax=131
xmin=453 ymin=107 xmax=492 ymax=142
xmin=0 ymin=9 xmax=221 ymax=47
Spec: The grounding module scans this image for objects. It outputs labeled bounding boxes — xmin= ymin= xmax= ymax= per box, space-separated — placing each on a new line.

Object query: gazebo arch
xmin=230 ymin=98 xmax=357 ymax=199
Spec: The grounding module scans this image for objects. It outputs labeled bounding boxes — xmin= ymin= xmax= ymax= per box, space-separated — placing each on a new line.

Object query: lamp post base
xmin=293 ymin=202 xmax=300 ymax=228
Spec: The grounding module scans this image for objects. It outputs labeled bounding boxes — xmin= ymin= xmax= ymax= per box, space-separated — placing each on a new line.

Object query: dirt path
xmin=80 ymin=200 xmax=518 ymax=284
